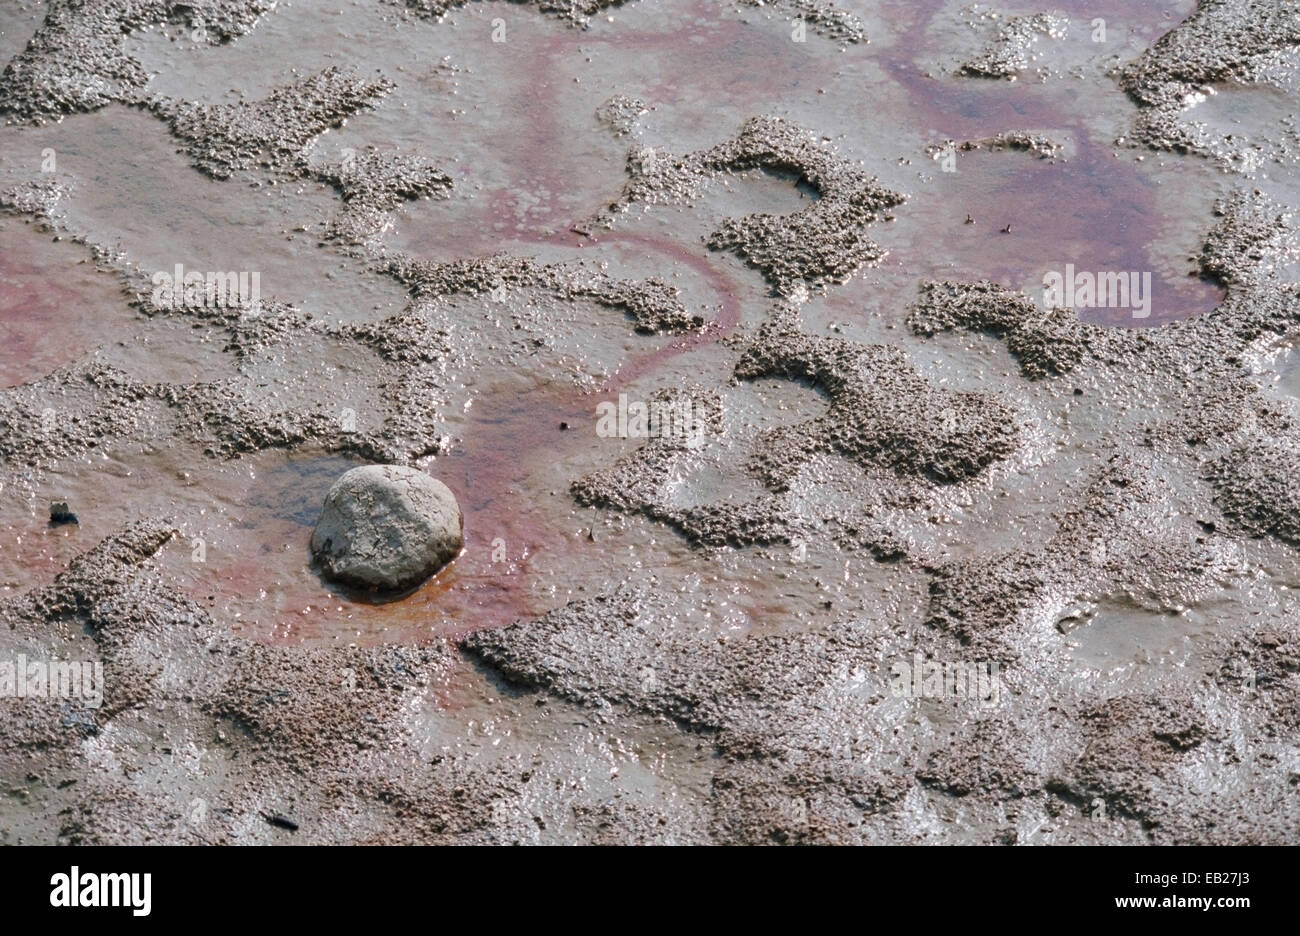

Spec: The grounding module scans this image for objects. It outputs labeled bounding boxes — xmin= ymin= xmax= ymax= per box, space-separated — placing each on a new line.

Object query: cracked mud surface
xmin=2 ymin=0 xmax=1299 ymax=845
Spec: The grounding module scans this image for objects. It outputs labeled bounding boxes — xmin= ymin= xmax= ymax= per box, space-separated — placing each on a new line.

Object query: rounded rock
xmin=310 ymin=465 xmax=463 ymax=592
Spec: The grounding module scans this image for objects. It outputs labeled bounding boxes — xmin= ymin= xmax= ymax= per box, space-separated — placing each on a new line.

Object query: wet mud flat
xmin=0 ymin=0 xmax=1298 ymax=844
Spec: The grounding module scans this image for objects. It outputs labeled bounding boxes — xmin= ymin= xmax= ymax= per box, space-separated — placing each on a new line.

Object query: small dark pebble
xmin=264 ymin=813 xmax=299 ymax=831
xmin=49 ymin=502 xmax=78 ymax=525
xmin=559 ymin=422 xmax=569 ymax=430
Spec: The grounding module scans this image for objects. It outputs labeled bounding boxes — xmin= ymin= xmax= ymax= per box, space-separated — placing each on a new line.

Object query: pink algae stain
xmin=879 ymin=138 xmax=1226 ymax=327
xmin=591 ymin=231 xmax=743 ymax=382
xmin=875 ymin=0 xmax=1225 ymax=326
xmin=399 ymin=0 xmax=818 ymax=256
xmin=0 ymin=225 xmax=133 ymax=387
xmin=0 ymin=520 xmax=84 ymax=595
xmin=189 ymin=392 xmax=595 ymax=648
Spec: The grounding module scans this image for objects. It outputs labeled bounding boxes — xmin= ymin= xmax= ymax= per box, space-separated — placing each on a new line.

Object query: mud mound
xmin=926 ymin=132 xmax=1064 ymax=161
xmin=907 ymin=279 xmax=1123 ymax=379
xmin=0 ymin=0 xmax=274 ymax=123
xmin=316 ymin=149 xmax=453 ymax=246
xmin=925 ymin=456 xmax=1227 ymax=652
xmin=959 ymin=12 xmax=1067 ymax=80
xmin=734 ymin=0 xmax=866 ymax=44
xmin=1205 ymin=440 xmax=1300 ymax=545
xmin=1118 ymin=0 xmax=1300 ymax=157
xmin=588 ymin=116 xmax=905 ymax=296
xmin=394 ymin=0 xmax=634 ymax=29
xmin=388 ymin=253 xmax=704 ymax=334
xmin=154 ymin=67 xmax=395 ymax=180
xmin=736 ymin=307 xmax=1019 ymax=482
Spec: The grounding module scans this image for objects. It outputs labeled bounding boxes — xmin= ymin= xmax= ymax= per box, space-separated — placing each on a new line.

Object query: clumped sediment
xmin=0 ymin=0 xmax=275 ymax=123
xmin=959 ymin=12 xmax=1067 ymax=80
xmin=924 ymin=454 xmax=1229 ymax=653
xmin=0 ymin=521 xmax=496 ymax=843
xmin=392 ymin=0 xmax=634 ymax=29
xmin=925 ymin=132 xmax=1065 ymax=161
xmin=587 ymin=115 xmax=905 ymax=296
xmin=570 ymin=294 xmax=1025 ymax=550
xmin=595 ymin=94 xmax=647 ymax=136
xmin=906 ymin=279 xmax=1118 ymax=379
xmin=153 ymin=67 xmax=396 ymax=181
xmin=523 ymin=185 xmax=1300 ymax=843
xmin=387 ymin=252 xmax=705 ymax=334
xmin=1118 ymin=0 xmax=1300 ymax=159
xmin=150 ymin=68 xmax=454 ymax=244
xmin=734 ymin=307 xmax=1019 ymax=483
xmin=734 ymin=0 xmax=867 ymax=44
